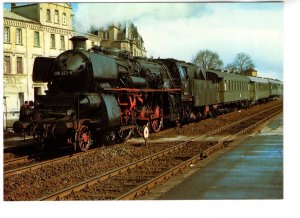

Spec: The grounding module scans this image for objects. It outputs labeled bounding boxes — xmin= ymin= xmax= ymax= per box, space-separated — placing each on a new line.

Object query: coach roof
xmin=208 ymin=70 xmax=250 ymax=81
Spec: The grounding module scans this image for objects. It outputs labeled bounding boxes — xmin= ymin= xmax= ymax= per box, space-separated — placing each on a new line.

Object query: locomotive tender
xmin=13 ymin=36 xmax=283 ymax=151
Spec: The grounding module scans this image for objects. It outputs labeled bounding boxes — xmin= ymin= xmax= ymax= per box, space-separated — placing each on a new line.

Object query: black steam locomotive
xmin=13 ymin=36 xmax=283 ymax=151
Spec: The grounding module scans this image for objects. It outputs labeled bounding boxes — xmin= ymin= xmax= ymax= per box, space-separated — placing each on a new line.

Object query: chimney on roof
xmin=11 ymin=3 xmax=16 ymax=8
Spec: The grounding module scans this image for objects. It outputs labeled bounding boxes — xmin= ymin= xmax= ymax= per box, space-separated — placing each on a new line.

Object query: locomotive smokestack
xmin=70 ymin=36 xmax=88 ymax=50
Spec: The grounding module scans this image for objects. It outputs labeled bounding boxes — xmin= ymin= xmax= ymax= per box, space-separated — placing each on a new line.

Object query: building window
xmin=54 ymin=10 xmax=59 ymax=23
xmin=103 ymin=31 xmax=109 ymax=40
xmin=16 ymin=28 xmax=22 ymax=45
xmin=46 ymin=9 xmax=51 ymax=22
xmin=4 ymin=56 xmax=11 ymax=74
xmin=17 ymin=57 xmax=23 ymax=74
xmin=62 ymin=13 xmax=67 ymax=25
xmin=51 ymin=34 xmax=56 ymax=49
xmin=4 ymin=26 xmax=10 ymax=43
xmin=34 ymin=31 xmax=40 ymax=47
xmin=60 ymin=35 xmax=65 ymax=50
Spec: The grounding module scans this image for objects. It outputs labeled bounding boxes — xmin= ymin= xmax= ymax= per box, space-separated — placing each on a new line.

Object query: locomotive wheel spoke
xmin=118 ymin=128 xmax=132 ymax=141
xmin=151 ymin=118 xmax=163 ymax=132
xmin=150 ymin=105 xmax=163 ymax=133
xmin=77 ymin=125 xmax=92 ymax=152
xmin=135 ymin=126 xmax=144 ymax=137
xmin=105 ymin=131 xmax=116 ymax=145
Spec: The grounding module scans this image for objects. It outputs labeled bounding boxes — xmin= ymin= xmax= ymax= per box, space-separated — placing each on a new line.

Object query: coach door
xmin=177 ymin=65 xmax=191 ymax=101
xmin=249 ymin=82 xmax=255 ymax=101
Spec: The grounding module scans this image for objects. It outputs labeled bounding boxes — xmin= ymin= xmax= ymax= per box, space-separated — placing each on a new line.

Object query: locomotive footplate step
xmin=144 ymin=114 xmax=283 ymax=200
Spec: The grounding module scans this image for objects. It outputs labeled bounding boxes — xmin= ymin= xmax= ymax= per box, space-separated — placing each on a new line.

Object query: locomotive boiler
xmin=14 ymin=36 xmax=184 ymax=151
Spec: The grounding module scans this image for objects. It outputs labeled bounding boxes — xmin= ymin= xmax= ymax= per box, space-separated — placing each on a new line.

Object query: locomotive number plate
xmin=54 ymin=70 xmax=73 ymax=76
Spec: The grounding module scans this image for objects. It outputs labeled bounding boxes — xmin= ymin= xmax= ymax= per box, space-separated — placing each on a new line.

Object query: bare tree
xmin=231 ymin=52 xmax=255 ymax=73
xmin=225 ymin=63 xmax=238 ymax=73
xmin=192 ymin=49 xmax=223 ymax=70
xmin=88 ymin=25 xmax=99 ymax=35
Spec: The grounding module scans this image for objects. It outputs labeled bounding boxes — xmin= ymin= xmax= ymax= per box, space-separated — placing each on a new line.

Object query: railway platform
xmin=144 ymin=113 xmax=283 ymax=200
xmin=3 ymin=131 xmax=35 ymax=150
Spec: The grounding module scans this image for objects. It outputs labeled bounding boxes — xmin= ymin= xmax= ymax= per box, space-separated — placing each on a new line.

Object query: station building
xmin=241 ymin=68 xmax=258 ymax=77
xmin=3 ymin=3 xmax=147 ymax=129
xmin=98 ymin=22 xmax=147 ymax=57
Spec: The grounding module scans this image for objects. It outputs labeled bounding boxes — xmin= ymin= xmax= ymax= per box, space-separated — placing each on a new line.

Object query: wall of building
xmin=99 ymin=24 xmax=147 ymax=57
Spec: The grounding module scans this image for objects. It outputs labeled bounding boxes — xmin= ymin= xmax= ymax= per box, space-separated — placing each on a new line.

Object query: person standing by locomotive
xmin=19 ymin=101 xmax=29 ymax=122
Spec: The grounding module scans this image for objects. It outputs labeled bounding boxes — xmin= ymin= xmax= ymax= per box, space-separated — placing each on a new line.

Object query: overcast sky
xmin=72 ymin=2 xmax=283 ymax=80
xmin=3 ymin=2 xmax=283 ymax=80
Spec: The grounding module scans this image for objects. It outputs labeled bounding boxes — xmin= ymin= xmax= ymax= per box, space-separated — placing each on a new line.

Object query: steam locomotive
xmin=13 ymin=36 xmax=283 ymax=151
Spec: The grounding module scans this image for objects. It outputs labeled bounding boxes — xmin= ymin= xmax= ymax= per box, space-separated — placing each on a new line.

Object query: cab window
xmin=177 ymin=65 xmax=188 ymax=80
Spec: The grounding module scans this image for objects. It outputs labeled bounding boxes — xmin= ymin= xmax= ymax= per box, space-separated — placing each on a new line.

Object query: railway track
xmin=4 ymin=101 xmax=280 ymax=178
xmin=4 ymin=103 xmax=281 ymax=179
xmin=3 ymin=147 xmax=104 ymax=178
xmin=38 ymin=103 xmax=282 ymax=200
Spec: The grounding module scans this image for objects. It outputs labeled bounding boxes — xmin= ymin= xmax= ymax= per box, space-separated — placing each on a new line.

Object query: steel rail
xmin=4 ymin=155 xmax=32 ymax=168
xmin=3 ymin=150 xmax=49 ymax=169
xmin=39 ymin=104 xmax=282 ymax=201
xmin=4 ymin=148 xmax=99 ymax=178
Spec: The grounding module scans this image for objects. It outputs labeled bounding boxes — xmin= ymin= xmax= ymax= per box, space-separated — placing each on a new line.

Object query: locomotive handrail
xmin=103 ymin=87 xmax=182 ymax=93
